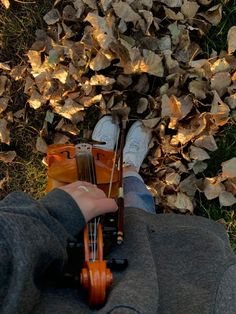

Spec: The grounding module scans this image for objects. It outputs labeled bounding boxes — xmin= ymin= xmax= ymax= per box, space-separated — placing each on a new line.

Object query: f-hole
xmin=60 ymin=151 xmax=73 ymax=159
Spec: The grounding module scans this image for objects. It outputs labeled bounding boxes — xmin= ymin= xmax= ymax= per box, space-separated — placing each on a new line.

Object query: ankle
xmin=123 ymin=165 xmax=138 ymax=174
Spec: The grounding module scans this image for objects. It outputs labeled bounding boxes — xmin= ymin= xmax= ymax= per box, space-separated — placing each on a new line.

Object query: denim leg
xmin=123 ymin=174 xmax=156 ymax=214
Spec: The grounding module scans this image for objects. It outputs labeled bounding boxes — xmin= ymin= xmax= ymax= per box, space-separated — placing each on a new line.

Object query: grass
xmin=0 ymin=0 xmax=54 ymax=62
xmin=0 ymin=0 xmax=235 ymax=252
xmin=201 ymin=0 xmax=236 ymax=55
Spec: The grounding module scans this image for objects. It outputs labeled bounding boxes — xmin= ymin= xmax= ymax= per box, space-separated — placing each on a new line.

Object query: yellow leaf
xmin=89 ymin=52 xmax=111 ymax=71
xmin=53 ymin=68 xmax=68 ymax=84
xmin=90 ymin=75 xmax=115 ymax=86
xmin=0 ymin=0 xmax=10 ymax=9
xmin=227 ymin=26 xmax=236 ymax=55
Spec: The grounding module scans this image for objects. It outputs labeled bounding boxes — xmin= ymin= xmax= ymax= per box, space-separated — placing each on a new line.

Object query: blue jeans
xmin=123 ymin=174 xmax=155 ymax=214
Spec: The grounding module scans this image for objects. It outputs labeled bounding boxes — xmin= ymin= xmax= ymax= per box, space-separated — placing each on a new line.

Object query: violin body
xmin=46 ymin=144 xmax=119 ymax=198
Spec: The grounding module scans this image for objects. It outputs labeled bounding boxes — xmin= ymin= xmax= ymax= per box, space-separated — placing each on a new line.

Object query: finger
xmin=95 ymin=198 xmax=118 ymax=214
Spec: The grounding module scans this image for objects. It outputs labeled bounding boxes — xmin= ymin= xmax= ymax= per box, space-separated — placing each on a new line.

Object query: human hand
xmin=58 ymin=181 xmax=118 ymax=222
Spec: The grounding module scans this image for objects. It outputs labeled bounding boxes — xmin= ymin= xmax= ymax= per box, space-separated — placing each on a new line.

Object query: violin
xmin=45 ymin=117 xmax=128 ymax=307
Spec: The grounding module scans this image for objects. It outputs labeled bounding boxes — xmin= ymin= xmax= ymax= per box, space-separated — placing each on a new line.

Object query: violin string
xmin=108 ymin=128 xmax=120 ymax=198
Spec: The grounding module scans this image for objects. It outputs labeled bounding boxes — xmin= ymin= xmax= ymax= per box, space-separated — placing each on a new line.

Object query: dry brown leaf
xmin=137 ymin=98 xmax=148 ymax=113
xmin=198 ymin=4 xmax=222 ymax=26
xmin=0 ymin=0 xmax=10 ymax=9
xmin=160 ymin=0 xmax=183 ymax=8
xmin=197 ymin=0 xmax=212 ymax=5
xmin=36 ymin=137 xmax=48 ymax=154
xmin=224 ymin=178 xmax=236 ymax=195
xmin=100 ymin=0 xmax=112 ymax=11
xmin=222 ymin=158 xmax=236 ymax=179
xmin=211 ymin=72 xmax=231 ymax=97
xmin=56 ymin=98 xmax=84 ymax=123
xmin=90 ymin=75 xmax=115 ymax=86
xmin=83 ymin=0 xmax=98 ymax=10
xmin=85 ymin=13 xmax=115 ymax=50
xmin=43 ymin=9 xmax=61 ymax=25
xmin=210 ymin=58 xmax=230 ymax=74
xmin=164 ymin=7 xmax=184 ymax=21
xmin=112 ymin=2 xmax=140 ymax=23
xmin=165 ymin=172 xmax=181 ymax=186
xmin=219 ymin=191 xmax=236 ymax=207
xmin=53 ymin=133 xmax=70 ymax=144
xmin=179 ymin=174 xmax=201 ymax=197
xmin=227 ymin=26 xmax=236 ymax=55
xmin=0 ymin=62 xmax=11 ymax=71
xmin=53 ymin=68 xmax=68 ymax=84
xmin=225 ymin=94 xmax=236 ymax=109
xmin=0 ymin=97 xmax=9 ymax=114
xmin=27 ymin=50 xmax=42 ymax=73
xmin=194 ymin=135 xmax=218 ymax=151
xmin=189 ymin=79 xmax=207 ymax=99
xmin=181 ymin=0 xmax=199 ymax=19
xmin=140 ymin=50 xmax=164 ymax=77
xmin=203 ymin=177 xmax=224 ymax=200
xmin=89 ymin=51 xmax=111 ymax=71
xmin=28 ymin=89 xmax=46 ymax=110
xmin=73 ymin=0 xmax=85 ymax=18
xmin=142 ymin=118 xmax=161 ymax=129
xmin=167 ymin=192 xmax=193 ymax=213
xmin=0 ymin=75 xmax=8 ymax=96
xmin=0 ymin=119 xmax=10 ymax=145
xmin=0 ymin=151 xmax=16 ymax=163
xmin=190 ymin=146 xmax=210 ymax=161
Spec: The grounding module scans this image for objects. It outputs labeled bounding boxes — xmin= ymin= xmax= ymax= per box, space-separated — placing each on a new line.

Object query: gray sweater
xmin=0 ymin=189 xmax=235 ymax=314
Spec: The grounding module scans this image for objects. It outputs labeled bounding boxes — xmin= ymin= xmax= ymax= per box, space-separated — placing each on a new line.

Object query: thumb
xmin=95 ymin=198 xmax=118 ymax=215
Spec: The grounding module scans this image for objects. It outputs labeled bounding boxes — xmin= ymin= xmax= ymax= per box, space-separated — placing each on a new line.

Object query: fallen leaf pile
xmin=1 ymin=0 xmax=236 ymax=211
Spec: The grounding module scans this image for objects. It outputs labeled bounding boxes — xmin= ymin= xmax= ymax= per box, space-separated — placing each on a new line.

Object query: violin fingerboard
xmin=75 ymin=144 xmax=97 ymax=184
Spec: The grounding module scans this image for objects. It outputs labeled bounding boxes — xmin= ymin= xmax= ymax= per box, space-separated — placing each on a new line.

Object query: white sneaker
xmin=123 ymin=121 xmax=152 ymax=171
xmin=92 ymin=116 xmax=119 ymax=150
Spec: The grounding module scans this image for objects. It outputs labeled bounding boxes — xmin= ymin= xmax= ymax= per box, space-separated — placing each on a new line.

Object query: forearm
xmin=0 ymin=190 xmax=86 ymax=314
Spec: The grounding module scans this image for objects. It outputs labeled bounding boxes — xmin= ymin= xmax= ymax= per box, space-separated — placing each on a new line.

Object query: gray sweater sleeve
xmin=0 ymin=189 xmax=86 ymax=314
